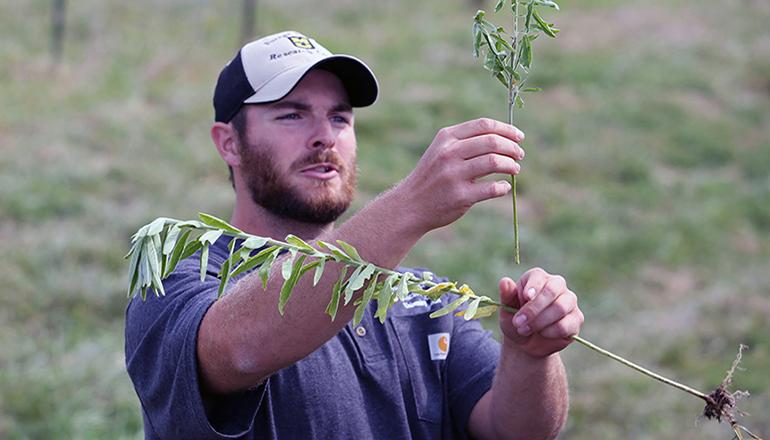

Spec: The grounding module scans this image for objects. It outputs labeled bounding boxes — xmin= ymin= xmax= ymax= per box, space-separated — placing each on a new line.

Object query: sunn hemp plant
xmin=472 ymin=0 xmax=561 ymax=265
xmin=127 ymin=214 xmax=761 ymax=439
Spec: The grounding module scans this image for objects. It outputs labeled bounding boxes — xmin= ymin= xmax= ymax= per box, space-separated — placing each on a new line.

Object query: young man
xmin=125 ymin=30 xmax=584 ymax=439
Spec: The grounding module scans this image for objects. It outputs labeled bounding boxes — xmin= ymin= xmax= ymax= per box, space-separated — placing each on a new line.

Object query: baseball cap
xmin=213 ymin=31 xmax=379 ymax=123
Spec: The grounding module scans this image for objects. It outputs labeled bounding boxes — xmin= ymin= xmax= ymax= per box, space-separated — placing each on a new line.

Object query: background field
xmin=1 ymin=0 xmax=768 ymax=438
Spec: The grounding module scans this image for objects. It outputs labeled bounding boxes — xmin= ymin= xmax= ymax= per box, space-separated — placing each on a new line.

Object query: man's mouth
xmin=299 ymin=163 xmax=340 ymax=179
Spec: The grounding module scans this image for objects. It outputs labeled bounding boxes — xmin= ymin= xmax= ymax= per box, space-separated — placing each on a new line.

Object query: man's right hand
xmin=396 ymin=118 xmax=526 ymax=235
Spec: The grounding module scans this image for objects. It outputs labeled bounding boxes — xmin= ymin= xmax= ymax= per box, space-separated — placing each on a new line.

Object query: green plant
xmin=472 ymin=0 xmax=560 ymax=264
xmin=126 ymin=214 xmax=761 ymax=439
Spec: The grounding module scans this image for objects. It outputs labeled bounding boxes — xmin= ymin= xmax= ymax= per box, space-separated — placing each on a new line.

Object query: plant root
xmin=698 ymin=345 xmax=762 ymax=440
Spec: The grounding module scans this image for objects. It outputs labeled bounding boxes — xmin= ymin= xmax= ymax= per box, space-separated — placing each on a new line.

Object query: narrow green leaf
xmin=285 ymin=235 xmax=314 ymax=251
xmin=241 ymin=236 xmax=269 ymax=250
xmin=522 ymin=87 xmax=541 ymax=92
xmin=165 ymin=229 xmax=194 ymax=277
xmin=525 ymin=1 xmax=534 ymax=32
xmin=146 ymin=217 xmax=167 ymax=237
xmin=198 ymin=213 xmax=242 ymax=233
xmin=144 ymin=238 xmax=161 ymax=282
xmin=495 ymin=72 xmax=508 ymax=88
xmin=199 ymin=229 xmax=224 ymax=246
xmin=127 ymin=240 xmax=143 ymax=298
xmin=336 ymin=240 xmax=363 ymax=262
xmin=345 ymin=263 xmax=376 ymax=305
xmin=342 ymin=265 xmax=363 ymax=304
xmin=520 ymin=36 xmax=532 ymax=68
xmin=217 ymin=258 xmax=232 ymax=298
xmin=494 ymin=0 xmax=505 ymax=13
xmin=464 ymin=297 xmax=482 ymax=321
xmin=162 ymin=224 xmax=182 ymax=255
xmin=313 ymin=258 xmax=325 ymax=286
xmin=491 ymin=35 xmax=515 ymax=55
xmin=471 ymin=305 xmax=499 ymax=319
xmin=256 ymin=248 xmax=280 ymax=289
xmin=152 ymin=232 xmax=164 ymax=278
xmin=132 ymin=224 xmax=150 ymax=240
xmin=151 ymin=263 xmax=166 ymax=297
xmin=430 ymin=295 xmax=471 ymax=318
xmin=281 ymin=249 xmax=298 ymax=281
xmin=326 ymin=266 xmax=348 ymax=320
xmin=317 ymin=241 xmax=351 ymax=261
xmin=128 ymin=262 xmax=141 ymax=299
xmin=279 ymin=255 xmax=307 ymax=314
xmin=484 ymin=50 xmax=498 ymax=72
xmin=199 ymin=243 xmax=210 ymax=283
xmin=376 ymin=274 xmax=399 ymax=323
xmin=353 ymin=271 xmax=380 ymax=326
xmin=298 ymin=259 xmax=320 ymax=279
xmin=139 ymin=243 xmax=153 ymax=299
xmin=536 ymin=1 xmax=559 ymax=10
xmin=229 ymin=245 xmax=279 ymax=279
xmin=532 ymin=9 xmax=556 ymax=37
xmin=215 ymin=239 xmax=237 ymax=298
xmin=175 ymin=220 xmax=204 ymax=229
xmin=395 ymin=272 xmax=412 ymax=301
xmin=472 ymin=24 xmax=485 ymax=59
xmin=179 ymin=235 xmax=203 ymax=260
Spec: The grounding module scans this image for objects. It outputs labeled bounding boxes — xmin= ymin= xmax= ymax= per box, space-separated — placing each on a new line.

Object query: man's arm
xmin=468 ymin=269 xmax=584 ymax=440
xmin=197 ymin=118 xmax=527 ymax=394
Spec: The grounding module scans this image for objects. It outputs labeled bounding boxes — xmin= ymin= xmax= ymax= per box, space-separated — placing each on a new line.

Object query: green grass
xmin=1 ymin=0 xmax=769 ymax=438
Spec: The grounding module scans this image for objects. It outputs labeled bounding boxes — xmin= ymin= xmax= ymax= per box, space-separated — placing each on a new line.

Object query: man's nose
xmin=309 ymin=119 xmax=336 ymax=150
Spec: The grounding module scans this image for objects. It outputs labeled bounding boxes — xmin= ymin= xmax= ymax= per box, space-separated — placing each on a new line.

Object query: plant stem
xmin=569 ymin=335 xmax=710 ymax=402
xmin=510 ymin=0 xmax=521 ymax=265
xmin=493 ymin=301 xmax=711 ymax=402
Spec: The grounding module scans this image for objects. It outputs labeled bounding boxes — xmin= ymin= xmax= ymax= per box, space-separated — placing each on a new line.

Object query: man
xmin=125 ymin=30 xmax=584 ymax=439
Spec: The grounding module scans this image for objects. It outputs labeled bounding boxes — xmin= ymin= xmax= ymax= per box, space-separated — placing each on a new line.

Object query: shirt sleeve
xmin=446 ymin=299 xmax=501 ymax=440
xmin=124 ymin=255 xmax=263 ymax=439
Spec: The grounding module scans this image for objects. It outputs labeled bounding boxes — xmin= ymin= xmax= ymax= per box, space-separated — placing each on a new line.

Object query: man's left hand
xmin=498 ymin=268 xmax=584 ymax=358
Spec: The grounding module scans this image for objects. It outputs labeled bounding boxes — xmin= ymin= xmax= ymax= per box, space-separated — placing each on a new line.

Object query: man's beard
xmin=240 ymin=140 xmax=357 ymax=225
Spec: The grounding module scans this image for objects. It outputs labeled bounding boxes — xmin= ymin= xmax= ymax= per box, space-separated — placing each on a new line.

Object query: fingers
xmin=446 ymin=118 xmax=525 ymax=145
xmin=438 ymin=119 xmax=525 ymax=165
xmin=508 ymin=268 xmax=583 ymax=339
xmin=429 ymin=118 xmax=525 ymax=201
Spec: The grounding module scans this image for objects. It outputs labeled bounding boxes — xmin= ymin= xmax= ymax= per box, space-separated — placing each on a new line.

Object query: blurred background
xmin=1 ymin=0 xmax=768 ymax=438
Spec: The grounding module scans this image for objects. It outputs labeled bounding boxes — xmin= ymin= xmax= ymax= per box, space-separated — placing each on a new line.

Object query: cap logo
xmin=289 ymin=36 xmax=314 ymax=49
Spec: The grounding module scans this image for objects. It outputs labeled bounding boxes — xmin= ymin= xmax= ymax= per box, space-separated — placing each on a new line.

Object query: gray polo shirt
xmin=125 ymin=237 xmax=500 ymax=439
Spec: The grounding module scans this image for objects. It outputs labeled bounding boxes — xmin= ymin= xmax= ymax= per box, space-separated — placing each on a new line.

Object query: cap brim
xmin=243 ymin=55 xmax=378 ymax=107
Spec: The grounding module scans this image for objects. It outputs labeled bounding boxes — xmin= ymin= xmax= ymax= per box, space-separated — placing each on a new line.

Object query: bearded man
xmin=125 ymin=30 xmax=584 ymax=440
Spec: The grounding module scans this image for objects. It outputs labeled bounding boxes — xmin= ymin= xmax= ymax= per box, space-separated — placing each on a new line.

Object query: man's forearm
xmin=197 ymin=187 xmax=425 ymax=394
xmin=470 ymin=339 xmax=569 ymax=440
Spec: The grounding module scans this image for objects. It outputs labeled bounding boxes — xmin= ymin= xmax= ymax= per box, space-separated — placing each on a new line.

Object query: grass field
xmin=1 ymin=0 xmax=768 ymax=438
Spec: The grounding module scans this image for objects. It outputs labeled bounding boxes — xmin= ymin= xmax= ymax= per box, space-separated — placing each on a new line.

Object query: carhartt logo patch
xmin=428 ymin=333 xmax=450 ymax=360
xmin=289 ymin=36 xmax=314 ymax=49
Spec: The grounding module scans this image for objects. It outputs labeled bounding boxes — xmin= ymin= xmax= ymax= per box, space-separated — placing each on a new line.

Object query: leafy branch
xmin=126 ymin=214 xmax=761 ymax=439
xmin=473 ymin=0 xmax=560 ymax=265
xmin=125 ymin=213 xmax=501 ymax=326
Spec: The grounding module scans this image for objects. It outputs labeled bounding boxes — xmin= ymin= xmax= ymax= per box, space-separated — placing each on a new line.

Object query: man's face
xmin=236 ymin=69 xmax=358 ymax=225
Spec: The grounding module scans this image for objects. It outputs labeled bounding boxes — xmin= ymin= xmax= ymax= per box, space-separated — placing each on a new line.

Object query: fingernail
xmin=525 ymin=288 xmax=536 ymax=301
xmin=518 ymin=325 xmax=531 ymax=336
xmin=514 ymin=314 xmax=527 ymax=327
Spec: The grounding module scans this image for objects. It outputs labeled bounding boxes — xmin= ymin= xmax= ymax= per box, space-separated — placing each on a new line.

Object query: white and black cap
xmin=213 ymin=30 xmax=379 ymax=123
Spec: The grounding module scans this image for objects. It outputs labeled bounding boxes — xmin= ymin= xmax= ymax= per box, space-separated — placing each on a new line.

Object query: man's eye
xmin=331 ymin=116 xmax=349 ymax=124
xmin=279 ymin=113 xmax=299 ymax=120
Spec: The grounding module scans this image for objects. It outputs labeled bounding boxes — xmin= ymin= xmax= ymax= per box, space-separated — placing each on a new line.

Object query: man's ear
xmin=211 ymin=122 xmax=242 ymax=168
